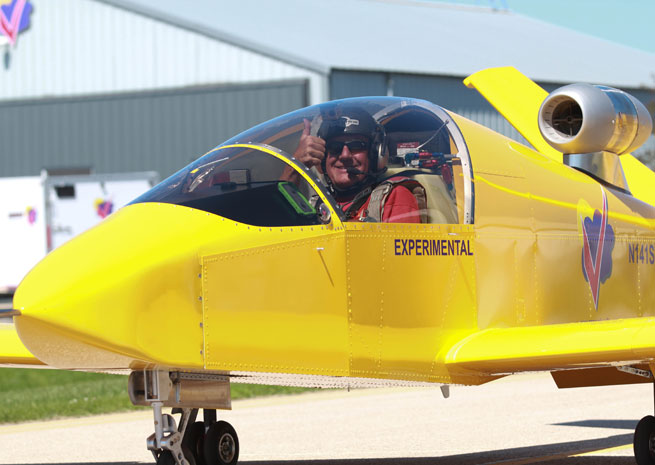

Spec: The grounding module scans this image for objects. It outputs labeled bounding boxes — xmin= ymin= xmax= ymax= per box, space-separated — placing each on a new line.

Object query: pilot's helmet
xmin=317 ymin=105 xmax=387 ymax=174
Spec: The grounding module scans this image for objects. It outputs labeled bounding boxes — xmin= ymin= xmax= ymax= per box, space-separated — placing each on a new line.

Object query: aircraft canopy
xmin=132 ymin=97 xmax=472 ymax=225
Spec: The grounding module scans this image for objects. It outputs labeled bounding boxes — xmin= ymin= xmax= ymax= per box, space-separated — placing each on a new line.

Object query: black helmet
xmin=317 ymin=105 xmax=387 ymax=173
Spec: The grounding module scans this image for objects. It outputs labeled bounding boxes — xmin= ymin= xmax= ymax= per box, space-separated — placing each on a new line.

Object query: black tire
xmin=156 ymin=451 xmax=175 ymax=465
xmin=184 ymin=422 xmax=207 ymax=465
xmin=203 ymin=421 xmax=239 ymax=465
xmin=634 ymin=415 xmax=655 ymax=464
xmin=156 ymin=447 xmax=197 ymax=465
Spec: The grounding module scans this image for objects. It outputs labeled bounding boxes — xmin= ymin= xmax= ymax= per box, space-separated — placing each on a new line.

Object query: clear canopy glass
xmin=132 ymin=97 xmax=473 ymax=226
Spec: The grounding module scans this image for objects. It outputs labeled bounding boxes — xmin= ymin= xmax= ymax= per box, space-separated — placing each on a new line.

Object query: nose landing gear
xmin=147 ymin=403 xmax=196 ymax=465
xmin=148 ymin=407 xmax=240 ymax=465
xmin=129 ymin=370 xmax=239 ymax=465
xmin=204 ymin=420 xmax=239 ymax=465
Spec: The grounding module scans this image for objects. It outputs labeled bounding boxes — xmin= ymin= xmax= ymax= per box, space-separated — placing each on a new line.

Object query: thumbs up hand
xmin=293 ymin=118 xmax=326 ymax=169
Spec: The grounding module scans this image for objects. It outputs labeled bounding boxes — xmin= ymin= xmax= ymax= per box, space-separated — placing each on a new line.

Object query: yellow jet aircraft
xmin=2 ymin=66 xmax=655 ymax=465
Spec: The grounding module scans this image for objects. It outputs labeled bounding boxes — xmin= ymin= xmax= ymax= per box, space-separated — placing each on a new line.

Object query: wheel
xmin=184 ymin=421 xmax=206 ymax=465
xmin=634 ymin=415 xmax=655 ymax=464
xmin=156 ymin=447 xmax=197 ymax=465
xmin=156 ymin=451 xmax=175 ymax=465
xmin=203 ymin=421 xmax=239 ymax=465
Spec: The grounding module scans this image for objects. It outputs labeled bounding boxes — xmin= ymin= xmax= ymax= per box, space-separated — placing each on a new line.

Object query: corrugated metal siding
xmin=392 ymin=73 xmax=529 ymax=143
xmin=391 ymin=73 xmax=492 ymax=112
xmin=330 ymin=71 xmax=388 ymax=99
xmin=0 ymin=0 xmax=327 ymax=102
xmin=635 ymin=137 xmax=655 ymax=168
xmin=331 ymin=71 xmax=530 ymax=144
xmin=624 ymin=89 xmax=655 ymax=165
xmin=331 ymin=71 xmax=655 ymax=152
xmin=0 ymin=80 xmax=308 ymax=178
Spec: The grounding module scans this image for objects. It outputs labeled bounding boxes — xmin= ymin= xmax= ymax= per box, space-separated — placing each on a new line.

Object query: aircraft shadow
xmin=553 ymin=419 xmax=638 ymax=430
xmin=242 ymin=433 xmax=635 ymax=465
xmin=1 ymin=434 xmax=636 ymax=465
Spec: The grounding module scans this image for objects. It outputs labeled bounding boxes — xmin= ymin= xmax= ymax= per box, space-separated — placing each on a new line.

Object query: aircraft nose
xmin=12 ymin=203 xmax=217 ymax=369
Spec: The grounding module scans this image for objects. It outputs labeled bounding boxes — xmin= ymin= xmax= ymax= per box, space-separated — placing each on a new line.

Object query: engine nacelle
xmin=538 ymin=83 xmax=652 ymax=155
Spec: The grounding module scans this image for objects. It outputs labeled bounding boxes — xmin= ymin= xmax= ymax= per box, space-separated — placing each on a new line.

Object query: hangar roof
xmin=100 ymin=0 xmax=655 ymax=88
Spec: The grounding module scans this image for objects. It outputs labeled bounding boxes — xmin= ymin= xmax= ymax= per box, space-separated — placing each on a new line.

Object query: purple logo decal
xmin=95 ymin=198 xmax=114 ymax=218
xmin=0 ymin=0 xmax=32 ymax=46
xmin=26 ymin=206 xmax=36 ymax=224
xmin=580 ymin=188 xmax=614 ymax=310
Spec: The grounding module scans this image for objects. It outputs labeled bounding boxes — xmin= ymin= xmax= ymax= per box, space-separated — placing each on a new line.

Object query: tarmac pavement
xmin=0 ymin=372 xmax=650 ymax=464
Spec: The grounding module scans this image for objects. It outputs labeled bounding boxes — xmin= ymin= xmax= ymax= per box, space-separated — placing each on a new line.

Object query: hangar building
xmin=1 ymin=0 xmax=654 ymax=178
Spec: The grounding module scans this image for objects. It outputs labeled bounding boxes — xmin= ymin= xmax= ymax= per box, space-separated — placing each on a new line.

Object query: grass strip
xmin=0 ymin=368 xmax=311 ymax=424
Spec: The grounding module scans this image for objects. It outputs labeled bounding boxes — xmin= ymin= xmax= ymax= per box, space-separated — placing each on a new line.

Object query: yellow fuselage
xmin=11 ymin=109 xmax=655 ymax=388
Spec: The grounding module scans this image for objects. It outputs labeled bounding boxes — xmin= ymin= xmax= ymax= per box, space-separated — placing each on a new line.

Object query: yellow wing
xmin=444 ymin=317 xmax=655 ymax=374
xmin=0 ymin=321 xmax=44 ymax=366
xmin=464 ymin=66 xmax=655 ymax=206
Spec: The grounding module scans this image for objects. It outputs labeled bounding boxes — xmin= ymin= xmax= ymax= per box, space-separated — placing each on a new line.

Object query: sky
xmin=434 ymin=0 xmax=655 ymax=53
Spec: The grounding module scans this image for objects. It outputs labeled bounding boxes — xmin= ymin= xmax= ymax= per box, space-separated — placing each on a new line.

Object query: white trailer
xmin=0 ymin=171 xmax=158 ymax=294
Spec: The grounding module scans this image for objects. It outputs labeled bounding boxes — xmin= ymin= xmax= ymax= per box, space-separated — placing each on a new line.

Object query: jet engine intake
xmin=538 ymin=83 xmax=652 ymax=155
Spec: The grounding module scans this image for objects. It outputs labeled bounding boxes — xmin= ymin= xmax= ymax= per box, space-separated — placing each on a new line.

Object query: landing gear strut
xmin=147 ymin=407 xmax=240 ymax=465
xmin=147 ymin=403 xmax=197 ymax=465
xmin=129 ymin=370 xmax=239 ymax=465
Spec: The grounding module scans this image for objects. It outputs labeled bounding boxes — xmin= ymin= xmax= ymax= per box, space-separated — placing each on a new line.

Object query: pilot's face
xmin=325 ymin=134 xmax=370 ymax=190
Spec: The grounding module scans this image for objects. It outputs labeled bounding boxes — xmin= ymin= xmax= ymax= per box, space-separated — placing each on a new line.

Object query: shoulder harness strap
xmin=364 ymin=177 xmax=427 ymax=223
xmin=342 ymin=185 xmax=373 ymax=220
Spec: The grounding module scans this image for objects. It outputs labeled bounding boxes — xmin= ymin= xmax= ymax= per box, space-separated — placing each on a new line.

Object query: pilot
xmin=293 ymin=106 xmax=422 ymax=223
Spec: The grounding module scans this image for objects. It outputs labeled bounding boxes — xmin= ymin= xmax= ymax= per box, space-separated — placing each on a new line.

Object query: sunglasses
xmin=326 ymin=140 xmax=369 ymax=156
